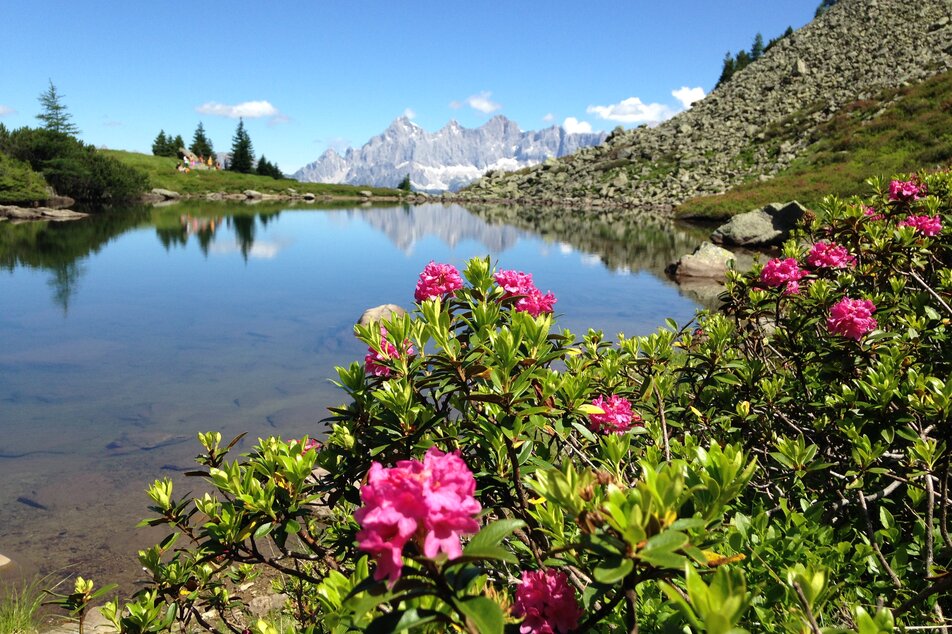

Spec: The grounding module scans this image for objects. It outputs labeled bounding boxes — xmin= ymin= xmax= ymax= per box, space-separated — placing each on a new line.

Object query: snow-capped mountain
xmin=292 ymin=115 xmax=607 ymax=192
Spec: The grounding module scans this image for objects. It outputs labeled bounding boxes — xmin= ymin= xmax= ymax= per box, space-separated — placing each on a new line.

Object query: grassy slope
xmin=675 ymin=70 xmax=952 ymax=219
xmin=102 ymin=150 xmax=402 ymax=198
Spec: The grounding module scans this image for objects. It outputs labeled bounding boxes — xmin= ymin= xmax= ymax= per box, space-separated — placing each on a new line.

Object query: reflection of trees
xmin=0 ymin=207 xmax=151 ymax=312
xmin=152 ymin=206 xmax=283 ymax=258
xmin=464 ymin=204 xmax=710 ymax=279
xmin=229 ymin=215 xmax=256 ymax=261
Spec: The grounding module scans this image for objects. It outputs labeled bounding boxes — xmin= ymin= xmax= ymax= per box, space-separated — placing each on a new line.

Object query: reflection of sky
xmin=0 ymin=203 xmax=704 ymax=587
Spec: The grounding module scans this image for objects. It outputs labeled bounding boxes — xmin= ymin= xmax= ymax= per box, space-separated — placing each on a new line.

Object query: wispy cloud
xmin=562 ymin=117 xmax=593 ymax=134
xmin=587 ymin=97 xmax=674 ymax=125
xmin=403 ymin=107 xmax=416 ymax=120
xmin=0 ymin=105 xmax=16 ymax=117
xmin=542 ymin=113 xmax=554 ymax=123
xmin=672 ymin=86 xmax=705 ymax=109
xmin=451 ymin=91 xmax=501 ymax=115
xmin=196 ymin=100 xmax=287 ymax=124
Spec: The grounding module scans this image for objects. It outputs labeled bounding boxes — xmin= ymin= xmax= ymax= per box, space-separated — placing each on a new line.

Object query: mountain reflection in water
xmin=0 ymin=201 xmax=707 ymax=589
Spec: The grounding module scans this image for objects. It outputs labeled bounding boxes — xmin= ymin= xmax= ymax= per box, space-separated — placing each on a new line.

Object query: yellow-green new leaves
xmin=660 ymin=564 xmax=751 ymax=634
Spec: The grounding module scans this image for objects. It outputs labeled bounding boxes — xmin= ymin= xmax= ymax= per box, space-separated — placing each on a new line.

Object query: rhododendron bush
xmin=77 ymin=172 xmax=949 ymax=633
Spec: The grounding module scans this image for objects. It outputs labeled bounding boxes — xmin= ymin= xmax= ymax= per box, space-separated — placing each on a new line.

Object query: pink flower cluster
xmin=759 ymin=258 xmax=807 ymax=295
xmin=827 ymin=297 xmax=878 ymax=341
xmin=494 ymin=269 xmax=557 ymax=317
xmin=588 ymin=395 xmax=641 ymax=434
xmin=888 ymin=179 xmax=924 ymax=202
xmin=899 ymin=214 xmax=942 ymax=237
xmin=354 ymin=447 xmax=481 ymax=585
xmin=512 ymin=569 xmax=583 ymax=634
xmin=414 ymin=261 xmax=464 ymax=302
xmin=364 ymin=327 xmax=415 ymax=378
xmin=806 ymin=241 xmax=856 ymax=269
xmin=863 ymin=206 xmax=884 ymax=221
xmin=301 ymin=437 xmax=321 ymax=453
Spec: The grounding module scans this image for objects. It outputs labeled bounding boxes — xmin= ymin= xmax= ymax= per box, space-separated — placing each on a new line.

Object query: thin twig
xmin=793 ymin=581 xmax=823 ymax=634
xmin=652 ymin=383 xmax=671 ymax=462
xmin=857 ymin=489 xmax=902 ymax=589
xmin=908 ymin=269 xmax=952 ymax=317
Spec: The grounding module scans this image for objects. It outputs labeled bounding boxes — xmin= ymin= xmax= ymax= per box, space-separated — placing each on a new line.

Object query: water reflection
xmin=0 ymin=201 xmax=706 ymax=590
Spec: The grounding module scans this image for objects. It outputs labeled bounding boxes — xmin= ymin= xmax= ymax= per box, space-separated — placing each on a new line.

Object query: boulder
xmin=358 ymin=304 xmax=408 ymax=327
xmin=359 ymin=190 xmax=373 ymax=198
xmin=710 ymin=201 xmax=806 ymax=247
xmin=243 ymin=189 xmax=263 ymax=199
xmin=667 ymin=241 xmax=738 ymax=280
xmin=150 ymin=188 xmax=181 ymax=200
xmin=0 ymin=205 xmax=87 ymax=222
xmin=0 ymin=553 xmax=10 ymax=568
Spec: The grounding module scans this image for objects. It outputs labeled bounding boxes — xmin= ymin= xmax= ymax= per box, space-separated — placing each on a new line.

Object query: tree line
xmin=151 ymin=119 xmax=283 ymax=179
xmin=0 ymin=81 xmax=148 ymax=204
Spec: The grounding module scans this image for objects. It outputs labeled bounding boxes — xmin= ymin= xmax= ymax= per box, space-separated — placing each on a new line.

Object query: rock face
xmin=711 ymin=201 xmax=806 ymax=247
xmin=293 ymin=115 xmax=607 ymax=192
xmin=460 ymin=0 xmax=952 ymax=209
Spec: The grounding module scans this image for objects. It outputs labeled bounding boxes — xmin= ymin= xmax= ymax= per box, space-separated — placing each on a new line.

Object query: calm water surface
xmin=0 ymin=201 xmax=708 ymax=589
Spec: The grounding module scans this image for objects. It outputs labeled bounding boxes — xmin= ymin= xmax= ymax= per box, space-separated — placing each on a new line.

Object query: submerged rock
xmin=667 ymin=241 xmax=739 ymax=280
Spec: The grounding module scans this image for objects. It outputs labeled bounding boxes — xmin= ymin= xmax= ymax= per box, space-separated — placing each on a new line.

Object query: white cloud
xmin=449 ymin=100 xmax=462 ymax=109
xmin=196 ymin=100 xmax=281 ymax=119
xmin=587 ymin=97 xmax=674 ymax=125
xmin=463 ymin=91 xmax=501 ymax=114
xmin=0 ymin=105 xmax=15 ymax=117
xmin=542 ymin=113 xmax=554 ymax=123
xmin=672 ymin=86 xmax=705 ymax=109
xmin=403 ymin=107 xmax=416 ymax=120
xmin=562 ymin=117 xmax=593 ymax=134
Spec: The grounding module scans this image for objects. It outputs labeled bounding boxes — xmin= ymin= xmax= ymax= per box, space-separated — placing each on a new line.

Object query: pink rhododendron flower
xmin=512 ymin=569 xmax=583 ymax=634
xmin=863 ymin=206 xmax=884 ymax=221
xmin=888 ymin=179 xmax=924 ymax=202
xmin=354 ymin=447 xmax=481 ymax=585
xmin=414 ymin=261 xmax=464 ymax=302
xmin=494 ymin=269 xmax=557 ymax=317
xmin=759 ymin=258 xmax=807 ymax=295
xmin=364 ymin=327 xmax=415 ymax=378
xmin=588 ymin=395 xmax=641 ymax=434
xmin=827 ymin=297 xmax=878 ymax=341
xmin=301 ymin=437 xmax=321 ymax=453
xmin=899 ymin=214 xmax=942 ymax=237
xmin=806 ymin=241 xmax=856 ymax=269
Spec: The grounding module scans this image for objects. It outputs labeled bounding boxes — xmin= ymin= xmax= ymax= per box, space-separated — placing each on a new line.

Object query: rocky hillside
xmin=293 ymin=116 xmax=606 ymax=193
xmin=460 ymin=0 xmax=952 ymax=211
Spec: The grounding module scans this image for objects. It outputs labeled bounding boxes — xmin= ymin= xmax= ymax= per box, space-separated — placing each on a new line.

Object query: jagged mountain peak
xmin=293 ymin=116 xmax=606 ymax=192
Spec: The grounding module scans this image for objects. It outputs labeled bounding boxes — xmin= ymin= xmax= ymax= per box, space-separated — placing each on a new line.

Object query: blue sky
xmin=1 ymin=1 xmax=819 ymax=172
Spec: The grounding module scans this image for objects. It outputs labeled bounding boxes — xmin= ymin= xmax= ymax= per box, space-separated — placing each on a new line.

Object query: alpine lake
xmin=0 ymin=200 xmax=713 ymax=591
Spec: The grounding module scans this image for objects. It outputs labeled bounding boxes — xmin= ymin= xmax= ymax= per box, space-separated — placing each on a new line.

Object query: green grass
xmin=0 ymin=578 xmax=46 ymax=634
xmin=102 ymin=150 xmax=403 ymax=198
xmin=675 ymin=70 xmax=952 ymax=219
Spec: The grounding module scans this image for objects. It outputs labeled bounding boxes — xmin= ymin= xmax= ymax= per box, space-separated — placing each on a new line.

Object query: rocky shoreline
xmin=0 ymin=204 xmax=88 ymax=223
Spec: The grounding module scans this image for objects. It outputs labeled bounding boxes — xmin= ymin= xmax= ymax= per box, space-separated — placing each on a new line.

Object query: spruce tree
xmin=152 ymin=130 xmax=169 ymax=156
xmin=751 ymin=33 xmax=765 ymax=60
xmin=716 ymin=53 xmax=735 ymax=87
xmin=189 ymin=122 xmax=214 ymax=158
xmin=398 ymin=174 xmax=412 ymax=191
xmin=229 ymin=119 xmax=254 ymax=173
xmin=36 ymin=80 xmax=80 ymax=136
xmin=171 ymin=135 xmax=186 ymax=157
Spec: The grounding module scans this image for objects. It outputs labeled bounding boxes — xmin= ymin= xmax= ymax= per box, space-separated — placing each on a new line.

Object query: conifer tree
xmin=171 ymin=135 xmax=186 ymax=157
xmin=152 ymin=130 xmax=169 ymax=156
xmin=229 ymin=119 xmax=254 ymax=173
xmin=398 ymin=174 xmax=412 ymax=191
xmin=189 ymin=122 xmax=214 ymax=158
xmin=751 ymin=33 xmax=765 ymax=60
xmin=716 ymin=52 xmax=735 ymax=87
xmin=36 ymin=80 xmax=80 ymax=136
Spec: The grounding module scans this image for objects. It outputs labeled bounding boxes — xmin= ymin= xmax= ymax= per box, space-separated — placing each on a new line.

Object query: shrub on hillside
xmin=0 ymin=151 xmax=49 ymax=204
xmin=72 ymin=170 xmax=949 ymax=632
xmin=0 ymin=127 xmax=148 ymax=203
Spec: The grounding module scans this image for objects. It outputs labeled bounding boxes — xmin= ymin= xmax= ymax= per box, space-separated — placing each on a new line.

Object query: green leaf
xmin=464 ymin=519 xmax=526 ymax=553
xmin=454 ymin=596 xmax=504 ymax=634
xmin=593 ymin=557 xmax=634 ymax=584
xmin=366 ymin=608 xmax=442 ymax=633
